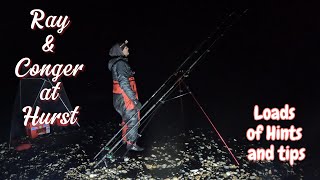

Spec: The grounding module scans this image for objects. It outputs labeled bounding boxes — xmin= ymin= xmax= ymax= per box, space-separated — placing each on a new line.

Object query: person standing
xmin=107 ymin=40 xmax=144 ymax=151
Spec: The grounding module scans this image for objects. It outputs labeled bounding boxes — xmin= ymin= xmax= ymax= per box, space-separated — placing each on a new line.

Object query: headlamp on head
xmin=120 ymin=40 xmax=128 ymax=50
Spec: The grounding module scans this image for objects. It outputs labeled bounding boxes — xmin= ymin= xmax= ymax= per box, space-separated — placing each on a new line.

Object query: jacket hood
xmin=108 ymin=57 xmax=128 ymax=71
xmin=109 ymin=43 xmax=124 ymax=57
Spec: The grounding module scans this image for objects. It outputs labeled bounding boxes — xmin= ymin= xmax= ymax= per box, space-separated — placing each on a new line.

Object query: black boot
xmin=126 ymin=142 xmax=144 ymax=151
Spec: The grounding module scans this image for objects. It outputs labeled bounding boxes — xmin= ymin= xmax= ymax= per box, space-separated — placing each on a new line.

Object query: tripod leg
xmin=181 ymin=80 xmax=240 ymax=166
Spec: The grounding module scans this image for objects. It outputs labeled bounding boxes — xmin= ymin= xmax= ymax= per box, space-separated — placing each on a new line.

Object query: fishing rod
xmin=94 ymin=8 xmax=248 ymax=168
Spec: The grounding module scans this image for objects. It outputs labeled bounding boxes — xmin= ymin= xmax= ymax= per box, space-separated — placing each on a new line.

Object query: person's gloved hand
xmin=133 ymin=100 xmax=142 ymax=110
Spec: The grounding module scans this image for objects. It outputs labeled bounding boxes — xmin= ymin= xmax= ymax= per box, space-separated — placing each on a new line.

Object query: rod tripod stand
xmin=9 ymin=77 xmax=80 ymax=148
xmin=93 ymin=8 xmax=248 ymax=168
xmin=94 ymin=72 xmax=238 ymax=169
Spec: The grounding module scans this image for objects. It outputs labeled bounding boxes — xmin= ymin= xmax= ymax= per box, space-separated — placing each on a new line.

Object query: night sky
xmin=2 ymin=0 xmax=320 ymax=173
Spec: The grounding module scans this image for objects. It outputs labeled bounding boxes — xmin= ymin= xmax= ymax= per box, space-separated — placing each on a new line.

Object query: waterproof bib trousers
xmin=113 ymin=77 xmax=141 ymax=144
